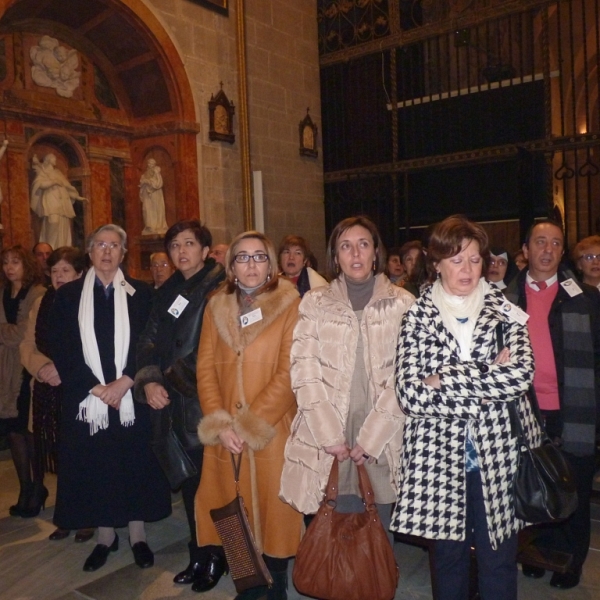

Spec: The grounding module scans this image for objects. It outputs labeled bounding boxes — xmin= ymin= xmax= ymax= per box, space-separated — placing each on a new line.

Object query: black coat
xmin=48 ymin=274 xmax=171 ymax=529
xmin=135 ymin=261 xmax=225 ymax=449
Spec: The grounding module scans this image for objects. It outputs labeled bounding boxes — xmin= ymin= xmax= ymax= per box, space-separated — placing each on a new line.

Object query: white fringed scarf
xmin=77 ymin=267 xmax=134 ymax=435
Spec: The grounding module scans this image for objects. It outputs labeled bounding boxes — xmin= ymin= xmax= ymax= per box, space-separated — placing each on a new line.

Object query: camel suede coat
xmin=195 ymin=279 xmax=303 ymax=557
xmin=279 ymin=274 xmax=415 ymax=514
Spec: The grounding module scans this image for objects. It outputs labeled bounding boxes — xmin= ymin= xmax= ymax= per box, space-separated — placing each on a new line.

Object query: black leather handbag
xmin=151 ymin=417 xmax=197 ymax=490
xmin=496 ymin=323 xmax=578 ymax=523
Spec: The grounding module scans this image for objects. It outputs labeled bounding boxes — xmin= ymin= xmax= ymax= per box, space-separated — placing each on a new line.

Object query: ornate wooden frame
xmin=189 ymin=0 xmax=228 ymax=16
xmin=208 ymin=85 xmax=235 ymax=144
xmin=299 ymin=109 xmax=318 ymax=158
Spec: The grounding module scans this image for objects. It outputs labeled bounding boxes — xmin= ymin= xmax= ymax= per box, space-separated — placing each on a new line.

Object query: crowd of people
xmin=0 ymin=214 xmax=599 ymax=600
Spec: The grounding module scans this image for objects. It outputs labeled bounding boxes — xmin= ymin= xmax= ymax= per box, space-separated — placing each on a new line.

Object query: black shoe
xmin=174 ymin=560 xmax=205 ymax=584
xmin=49 ymin=528 xmax=71 ymax=541
xmin=20 ymin=483 xmax=49 ymax=518
xmin=522 ymin=564 xmax=545 ymax=578
xmin=83 ymin=535 xmax=119 ymax=572
xmin=131 ymin=540 xmax=154 ymax=568
xmin=9 ymin=482 xmax=33 ymax=517
xmin=191 ymin=552 xmax=228 ymax=592
xmin=550 ymin=570 xmax=581 ymax=589
xmin=75 ymin=528 xmax=95 ymax=543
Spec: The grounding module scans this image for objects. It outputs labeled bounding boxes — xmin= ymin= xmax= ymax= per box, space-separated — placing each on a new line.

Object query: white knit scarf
xmin=431 ymin=277 xmax=488 ymax=361
xmin=77 ymin=267 xmax=134 ymax=435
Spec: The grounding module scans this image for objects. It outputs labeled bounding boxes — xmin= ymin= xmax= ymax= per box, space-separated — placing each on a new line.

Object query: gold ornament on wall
xmin=299 ymin=108 xmax=318 ymax=158
xmin=208 ymin=83 xmax=235 ymax=144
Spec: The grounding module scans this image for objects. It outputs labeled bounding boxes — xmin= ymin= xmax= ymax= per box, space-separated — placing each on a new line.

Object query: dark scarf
xmin=505 ymin=270 xmax=597 ymax=456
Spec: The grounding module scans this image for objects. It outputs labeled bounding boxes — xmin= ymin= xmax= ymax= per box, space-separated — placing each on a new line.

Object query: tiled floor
xmin=1 ymin=449 xmax=599 ymax=600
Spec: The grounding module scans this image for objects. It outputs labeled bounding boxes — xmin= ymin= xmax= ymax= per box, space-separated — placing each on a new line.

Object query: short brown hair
xmin=572 ymin=235 xmax=600 ymax=262
xmin=325 ymin=216 xmax=386 ymax=281
xmin=47 ymin=246 xmax=86 ymax=274
xmin=399 ymin=240 xmax=423 ymax=266
xmin=278 ymin=235 xmax=310 ymax=258
xmin=224 ymin=230 xmax=280 ymax=294
xmin=0 ymin=245 xmax=43 ymax=289
xmin=426 ymin=215 xmax=490 ymax=282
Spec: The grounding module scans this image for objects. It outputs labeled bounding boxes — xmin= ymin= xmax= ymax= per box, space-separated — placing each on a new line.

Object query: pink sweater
xmin=525 ymin=282 xmax=560 ymax=410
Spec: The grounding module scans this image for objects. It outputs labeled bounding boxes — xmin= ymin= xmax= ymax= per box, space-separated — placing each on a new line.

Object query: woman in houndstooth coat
xmin=392 ymin=216 xmax=542 ymax=600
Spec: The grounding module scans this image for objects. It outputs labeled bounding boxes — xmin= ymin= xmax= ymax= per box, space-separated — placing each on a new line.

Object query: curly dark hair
xmin=0 ymin=245 xmax=43 ymax=289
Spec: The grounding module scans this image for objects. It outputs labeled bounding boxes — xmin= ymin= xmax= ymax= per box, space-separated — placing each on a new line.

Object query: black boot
xmin=267 ymin=570 xmax=288 ymax=600
xmin=174 ymin=542 xmax=205 ymax=585
xmin=21 ymin=482 xmax=49 ymax=518
xmin=233 ymin=586 xmax=269 ymax=600
xmin=191 ymin=551 xmax=228 ymax=592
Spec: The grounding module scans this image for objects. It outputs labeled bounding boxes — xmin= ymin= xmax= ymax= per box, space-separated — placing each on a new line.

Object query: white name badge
xmin=240 ymin=307 xmax=262 ymax=328
xmin=168 ymin=295 xmax=189 ymax=318
xmin=500 ymin=301 xmax=530 ymax=325
xmin=560 ymin=278 xmax=583 ymax=297
xmin=121 ymin=280 xmax=136 ymax=296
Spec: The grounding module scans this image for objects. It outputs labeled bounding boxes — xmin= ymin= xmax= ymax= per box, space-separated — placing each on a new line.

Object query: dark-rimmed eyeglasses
xmin=234 ymin=253 xmax=269 ymax=264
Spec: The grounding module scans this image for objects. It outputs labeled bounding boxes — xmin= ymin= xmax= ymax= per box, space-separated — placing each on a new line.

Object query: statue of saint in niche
xmin=30 ymin=153 xmax=86 ymax=248
xmin=0 ymin=138 xmax=8 ymax=229
xmin=139 ymin=158 xmax=168 ymax=235
xmin=30 ymin=35 xmax=80 ymax=98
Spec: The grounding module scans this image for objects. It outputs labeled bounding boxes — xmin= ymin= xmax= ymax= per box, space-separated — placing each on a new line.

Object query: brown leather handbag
xmin=292 ymin=460 xmax=399 ymax=600
xmin=210 ymin=453 xmax=273 ymax=593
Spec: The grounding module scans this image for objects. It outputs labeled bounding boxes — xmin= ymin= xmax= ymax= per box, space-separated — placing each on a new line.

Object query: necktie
xmin=533 ymin=280 xmax=547 ymax=291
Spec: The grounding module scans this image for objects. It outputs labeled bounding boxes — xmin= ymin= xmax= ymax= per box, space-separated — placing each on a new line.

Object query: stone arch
xmin=0 ymin=0 xmax=200 ymax=278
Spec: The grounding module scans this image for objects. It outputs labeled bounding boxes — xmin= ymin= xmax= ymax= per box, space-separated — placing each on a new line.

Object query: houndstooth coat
xmin=391 ymin=284 xmax=542 ymax=549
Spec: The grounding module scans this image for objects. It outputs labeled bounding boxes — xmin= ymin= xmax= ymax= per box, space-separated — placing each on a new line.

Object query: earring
xmin=335 ymin=263 xmax=340 ymax=275
xmin=372 ymin=260 xmax=377 ymax=272
xmin=267 ymin=274 xmax=271 ymax=282
xmin=234 ymin=277 xmax=238 ymax=285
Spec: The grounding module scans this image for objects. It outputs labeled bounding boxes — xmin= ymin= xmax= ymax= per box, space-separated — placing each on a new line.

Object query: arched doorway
xmin=0 ymin=0 xmax=200 ymax=277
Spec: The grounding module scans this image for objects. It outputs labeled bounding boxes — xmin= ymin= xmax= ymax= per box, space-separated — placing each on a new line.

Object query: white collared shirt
xmin=526 ymin=272 xmax=558 ymax=290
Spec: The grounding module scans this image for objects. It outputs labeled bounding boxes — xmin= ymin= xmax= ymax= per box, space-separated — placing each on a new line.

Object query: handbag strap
xmin=230 ymin=452 xmax=243 ymax=494
xmin=323 ymin=459 xmax=377 ymax=512
xmin=494 ymin=322 xmax=549 ymax=447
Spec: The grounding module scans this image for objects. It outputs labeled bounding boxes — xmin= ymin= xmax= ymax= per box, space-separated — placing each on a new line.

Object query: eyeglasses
xmin=489 ymin=259 xmax=508 ymax=267
xmin=234 ymin=253 xmax=269 ymax=263
xmin=93 ymin=241 xmax=121 ymax=251
xmin=151 ymin=262 xmax=170 ymax=269
xmin=581 ymin=253 xmax=600 ymax=262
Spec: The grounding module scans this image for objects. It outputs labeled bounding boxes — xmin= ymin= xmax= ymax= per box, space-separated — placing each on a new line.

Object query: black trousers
xmin=181 ymin=445 xmax=203 ymax=546
xmin=434 ymin=470 xmax=518 ymax=600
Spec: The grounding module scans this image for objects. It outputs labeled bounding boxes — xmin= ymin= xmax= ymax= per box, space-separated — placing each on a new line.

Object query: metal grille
xmin=320 ymin=0 xmax=600 ymax=247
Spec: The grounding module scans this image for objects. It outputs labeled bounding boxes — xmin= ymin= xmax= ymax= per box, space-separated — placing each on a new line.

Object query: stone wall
xmin=146 ymin=0 xmax=326 ymax=263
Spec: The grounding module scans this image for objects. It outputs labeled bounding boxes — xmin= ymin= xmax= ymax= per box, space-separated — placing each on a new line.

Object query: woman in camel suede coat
xmin=195 ymin=231 xmax=302 ymax=599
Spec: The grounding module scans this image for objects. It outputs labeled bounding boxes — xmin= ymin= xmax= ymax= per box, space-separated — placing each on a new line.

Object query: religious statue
xmin=30 ymin=35 xmax=80 ymax=98
xmin=0 ymin=139 xmax=8 ymax=229
xmin=30 ymin=153 xmax=86 ymax=248
xmin=139 ymin=158 xmax=168 ymax=235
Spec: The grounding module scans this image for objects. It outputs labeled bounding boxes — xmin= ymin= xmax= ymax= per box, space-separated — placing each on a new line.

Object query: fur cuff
xmin=197 ymin=410 xmax=234 ymax=446
xmin=233 ymin=407 xmax=276 ymax=451
xmin=133 ymin=365 xmax=164 ymax=403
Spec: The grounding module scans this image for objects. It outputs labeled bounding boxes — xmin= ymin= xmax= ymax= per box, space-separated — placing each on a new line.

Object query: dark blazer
xmin=505 ymin=268 xmax=600 ymax=450
xmin=135 ymin=260 xmax=225 ymax=449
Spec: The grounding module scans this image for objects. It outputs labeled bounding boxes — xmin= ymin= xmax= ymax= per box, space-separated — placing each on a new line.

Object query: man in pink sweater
xmin=505 ymin=220 xmax=600 ymax=590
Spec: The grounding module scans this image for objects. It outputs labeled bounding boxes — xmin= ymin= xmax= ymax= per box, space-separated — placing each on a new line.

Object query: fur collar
xmin=209 ymin=278 xmax=299 ymax=352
